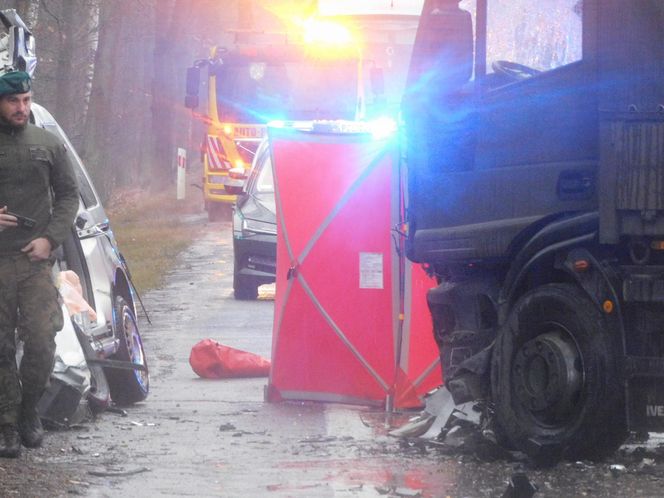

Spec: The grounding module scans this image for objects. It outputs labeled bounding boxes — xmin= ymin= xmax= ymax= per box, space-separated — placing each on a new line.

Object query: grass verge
xmin=106 ymin=179 xmax=205 ymax=294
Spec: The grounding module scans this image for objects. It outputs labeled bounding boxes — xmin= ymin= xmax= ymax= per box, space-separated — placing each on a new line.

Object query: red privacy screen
xmin=266 ymin=122 xmax=440 ymax=409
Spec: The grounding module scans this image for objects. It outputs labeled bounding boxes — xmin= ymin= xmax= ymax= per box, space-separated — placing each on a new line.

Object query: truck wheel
xmin=491 ymin=283 xmax=626 ymax=464
xmin=105 ymin=296 xmax=150 ymax=406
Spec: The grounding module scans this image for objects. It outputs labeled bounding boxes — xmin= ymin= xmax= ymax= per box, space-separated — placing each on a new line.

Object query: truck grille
xmin=611 ymin=120 xmax=664 ymax=211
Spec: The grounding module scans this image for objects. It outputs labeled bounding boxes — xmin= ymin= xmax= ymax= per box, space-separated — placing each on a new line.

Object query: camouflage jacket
xmin=0 ymin=122 xmax=79 ymax=255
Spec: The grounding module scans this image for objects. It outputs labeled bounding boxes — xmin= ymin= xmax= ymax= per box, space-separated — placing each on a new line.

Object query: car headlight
xmin=242 ymin=218 xmax=277 ymax=235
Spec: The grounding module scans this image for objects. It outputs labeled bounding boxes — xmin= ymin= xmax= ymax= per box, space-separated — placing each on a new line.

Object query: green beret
xmin=0 ymin=71 xmax=31 ymax=96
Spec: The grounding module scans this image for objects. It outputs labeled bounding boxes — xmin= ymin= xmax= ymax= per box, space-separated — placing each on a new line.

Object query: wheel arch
xmin=503 ymin=234 xmax=594 ymax=313
xmin=113 ymin=268 xmax=137 ymax=318
xmin=499 ymin=211 xmax=621 ymax=322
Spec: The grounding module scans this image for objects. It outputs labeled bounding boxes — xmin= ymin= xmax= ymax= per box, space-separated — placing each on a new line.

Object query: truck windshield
xmin=486 ymin=0 xmax=582 ymax=72
xmin=214 ymin=57 xmax=359 ymax=123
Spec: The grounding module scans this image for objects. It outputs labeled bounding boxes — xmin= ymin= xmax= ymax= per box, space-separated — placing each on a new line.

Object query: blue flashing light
xmin=268 ymin=117 xmax=398 ymax=140
xmin=368 ymin=117 xmax=397 ymax=140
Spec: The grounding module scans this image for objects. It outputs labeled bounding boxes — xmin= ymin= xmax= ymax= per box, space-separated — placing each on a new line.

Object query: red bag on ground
xmin=189 ymin=339 xmax=271 ymax=379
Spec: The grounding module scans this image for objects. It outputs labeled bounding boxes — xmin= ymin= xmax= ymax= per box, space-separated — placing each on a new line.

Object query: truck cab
xmin=404 ymin=0 xmax=664 ymax=463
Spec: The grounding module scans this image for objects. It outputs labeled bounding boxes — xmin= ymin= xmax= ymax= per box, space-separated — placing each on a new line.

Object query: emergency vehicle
xmin=185 ymin=16 xmax=364 ymax=220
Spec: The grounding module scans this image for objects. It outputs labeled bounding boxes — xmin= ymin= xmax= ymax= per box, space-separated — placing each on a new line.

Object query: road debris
xmin=88 ymin=467 xmax=151 ymax=478
xmin=106 ymin=406 xmax=128 ymax=417
xmin=501 ymin=472 xmax=538 ymax=498
xmin=375 ymin=485 xmax=423 ymax=497
xmin=189 ymin=338 xmax=271 ymax=379
xmin=394 ymin=487 xmax=423 ymax=497
xmin=610 ymin=464 xmax=627 ymax=477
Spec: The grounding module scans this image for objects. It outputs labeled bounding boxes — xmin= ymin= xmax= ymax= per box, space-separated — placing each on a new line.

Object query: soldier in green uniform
xmin=0 ymin=71 xmax=79 ymax=458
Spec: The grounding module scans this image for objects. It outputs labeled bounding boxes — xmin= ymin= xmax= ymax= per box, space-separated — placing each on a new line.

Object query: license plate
xmin=234 ymin=126 xmax=264 ymax=139
xmin=628 ymin=378 xmax=664 ymax=432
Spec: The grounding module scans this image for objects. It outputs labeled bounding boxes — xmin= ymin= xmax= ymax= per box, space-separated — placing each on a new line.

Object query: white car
xmin=31 ymin=103 xmax=149 ymax=420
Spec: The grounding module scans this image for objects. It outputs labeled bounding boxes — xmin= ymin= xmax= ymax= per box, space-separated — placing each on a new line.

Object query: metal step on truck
xmin=403 ymin=0 xmax=664 ymax=464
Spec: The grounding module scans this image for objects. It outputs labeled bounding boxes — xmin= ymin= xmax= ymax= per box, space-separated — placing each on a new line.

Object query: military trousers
xmin=0 ymin=254 xmax=63 ymax=424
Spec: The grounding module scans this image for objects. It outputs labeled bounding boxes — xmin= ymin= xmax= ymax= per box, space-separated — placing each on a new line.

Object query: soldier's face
xmin=0 ymin=92 xmax=31 ymax=129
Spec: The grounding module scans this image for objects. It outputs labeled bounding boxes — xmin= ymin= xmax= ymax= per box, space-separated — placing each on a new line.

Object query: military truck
xmin=403 ymin=0 xmax=664 ymax=463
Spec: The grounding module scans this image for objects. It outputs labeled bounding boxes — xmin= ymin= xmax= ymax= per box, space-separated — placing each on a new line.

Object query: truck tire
xmin=105 ymin=296 xmax=150 ymax=406
xmin=491 ymin=283 xmax=626 ymax=464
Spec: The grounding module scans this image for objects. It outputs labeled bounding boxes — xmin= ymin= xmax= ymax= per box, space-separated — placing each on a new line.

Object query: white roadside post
xmin=176 ymin=147 xmax=187 ymax=200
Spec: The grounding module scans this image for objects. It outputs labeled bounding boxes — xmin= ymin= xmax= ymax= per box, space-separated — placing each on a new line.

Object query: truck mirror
xmin=407 ymin=0 xmax=473 ymax=92
xmin=184 ymin=95 xmax=199 ymax=109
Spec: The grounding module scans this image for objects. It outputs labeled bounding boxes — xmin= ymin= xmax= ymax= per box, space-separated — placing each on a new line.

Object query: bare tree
xmin=0 ymin=0 xmax=278 ymax=199
xmin=79 ymin=0 xmax=123 ymax=197
xmin=15 ymin=0 xmax=38 ymax=26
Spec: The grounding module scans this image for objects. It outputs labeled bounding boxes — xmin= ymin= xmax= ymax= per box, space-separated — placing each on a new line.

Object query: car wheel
xmin=233 ymin=244 xmax=258 ymax=300
xmin=233 ymin=273 xmax=258 ymax=300
xmin=491 ymin=283 xmax=626 ymax=464
xmin=105 ymin=296 xmax=150 ymax=406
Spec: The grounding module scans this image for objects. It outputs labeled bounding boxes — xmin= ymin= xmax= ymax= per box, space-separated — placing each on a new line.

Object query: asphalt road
xmin=4 ymin=217 xmax=664 ymax=497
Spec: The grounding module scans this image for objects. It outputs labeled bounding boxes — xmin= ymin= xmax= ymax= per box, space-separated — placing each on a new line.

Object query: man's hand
xmin=21 ymin=237 xmax=52 ymax=261
xmin=0 ymin=205 xmax=18 ymax=231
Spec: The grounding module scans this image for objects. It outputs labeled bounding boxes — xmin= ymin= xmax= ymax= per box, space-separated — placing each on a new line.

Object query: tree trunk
xmin=80 ymin=0 xmax=124 ymax=199
xmin=150 ymin=0 xmax=180 ymax=190
xmin=15 ymin=0 xmax=39 ymax=26
xmin=53 ymin=1 xmax=74 ymax=128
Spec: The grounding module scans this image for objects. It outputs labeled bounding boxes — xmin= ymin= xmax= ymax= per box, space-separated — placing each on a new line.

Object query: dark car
xmin=232 ymin=139 xmax=277 ymax=299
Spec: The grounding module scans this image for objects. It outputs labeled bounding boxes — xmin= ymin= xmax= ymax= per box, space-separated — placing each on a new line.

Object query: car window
xmin=254 ymin=155 xmax=273 ymax=194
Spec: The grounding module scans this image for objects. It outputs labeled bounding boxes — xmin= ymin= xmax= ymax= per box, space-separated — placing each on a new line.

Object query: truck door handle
xmin=557 ymin=170 xmax=595 ymax=201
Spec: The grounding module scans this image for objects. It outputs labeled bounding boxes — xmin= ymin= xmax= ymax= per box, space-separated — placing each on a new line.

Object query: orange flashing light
xmin=234 ymin=159 xmax=245 ymax=169
xmin=223 ymin=125 xmax=233 ymax=136
xmin=651 ymin=240 xmax=664 ymax=251
xmin=573 ymin=259 xmax=590 ymax=272
xmin=302 ymin=18 xmax=354 ymax=47
xmin=603 ymin=300 xmax=614 ymax=314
